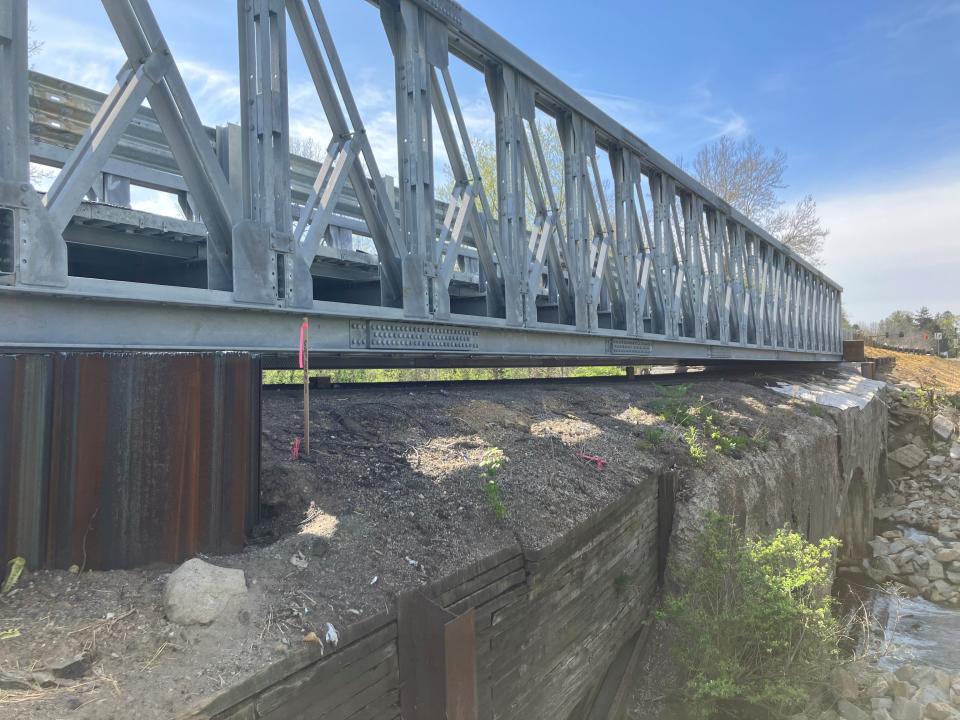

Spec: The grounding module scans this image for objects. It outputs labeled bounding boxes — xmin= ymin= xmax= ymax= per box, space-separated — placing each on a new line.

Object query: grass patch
xmin=479 ymin=447 xmax=507 ymax=519
xmin=613 ymin=573 xmax=633 ymax=595
xmin=638 ymin=425 xmax=667 ymax=450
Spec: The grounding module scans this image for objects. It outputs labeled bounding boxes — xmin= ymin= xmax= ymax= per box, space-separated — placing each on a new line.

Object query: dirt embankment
xmin=871 ymin=348 xmax=960 ymax=393
xmin=2 ymin=371 xmax=831 ymax=720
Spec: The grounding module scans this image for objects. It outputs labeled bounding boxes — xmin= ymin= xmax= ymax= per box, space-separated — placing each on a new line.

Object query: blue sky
xmin=28 ymin=0 xmax=960 ymax=322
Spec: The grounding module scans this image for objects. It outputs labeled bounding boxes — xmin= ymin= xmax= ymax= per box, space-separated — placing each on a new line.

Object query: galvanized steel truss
xmin=0 ymin=0 xmax=842 ymax=364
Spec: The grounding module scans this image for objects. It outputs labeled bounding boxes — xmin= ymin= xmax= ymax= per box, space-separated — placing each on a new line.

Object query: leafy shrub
xmin=661 ymin=513 xmax=841 ymax=718
xmin=682 ymin=425 xmax=707 ymax=464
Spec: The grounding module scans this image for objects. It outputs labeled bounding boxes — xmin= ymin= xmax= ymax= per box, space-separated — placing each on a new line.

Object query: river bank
xmin=826 ymin=378 xmax=960 ymax=720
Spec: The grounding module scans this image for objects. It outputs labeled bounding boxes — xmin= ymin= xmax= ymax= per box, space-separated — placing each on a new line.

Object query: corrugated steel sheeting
xmin=0 ymin=352 xmax=260 ymax=570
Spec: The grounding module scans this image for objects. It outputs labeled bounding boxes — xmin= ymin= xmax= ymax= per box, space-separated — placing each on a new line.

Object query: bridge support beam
xmin=0 ymin=352 xmax=260 ymax=570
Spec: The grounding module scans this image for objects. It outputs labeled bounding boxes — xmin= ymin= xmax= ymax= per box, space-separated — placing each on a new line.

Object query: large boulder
xmin=163 ymin=558 xmax=247 ymax=626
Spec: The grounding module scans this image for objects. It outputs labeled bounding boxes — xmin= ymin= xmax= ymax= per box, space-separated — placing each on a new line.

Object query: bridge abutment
xmin=0 ymin=351 xmax=260 ymax=570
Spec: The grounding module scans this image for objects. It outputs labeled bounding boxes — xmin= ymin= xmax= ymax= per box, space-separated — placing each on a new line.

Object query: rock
xmin=867 ymin=678 xmax=891 ymax=699
xmin=932 ymin=415 xmax=956 ymax=441
xmin=890 ymin=444 xmax=928 ymax=469
xmin=832 ymin=666 xmax=860 ymax=700
xmin=935 ymin=549 xmax=960 ymax=563
xmin=927 ymin=559 xmax=945 ymax=580
xmin=923 ymin=703 xmax=955 ymax=720
xmin=929 ymin=456 xmax=947 ymax=468
xmin=873 ymin=556 xmax=900 ymax=576
xmin=889 ymin=540 xmax=908 ymax=554
xmin=950 ymin=444 xmax=960 ymax=461
xmin=837 ymin=699 xmax=870 ymax=720
xmin=946 ymin=570 xmax=960 ymax=584
xmin=870 ymin=538 xmax=892 ymax=557
xmin=889 ymin=697 xmax=923 ymax=720
xmin=891 ymin=678 xmax=916 ymax=697
xmin=48 ymin=652 xmax=92 ymax=679
xmin=875 ymin=506 xmax=895 ymax=520
xmin=913 ymin=684 xmax=947 ymax=704
xmin=163 ymin=558 xmax=247 ymax=626
xmin=871 ymin=710 xmax=893 ymax=720
xmin=907 ymin=574 xmax=930 ymax=590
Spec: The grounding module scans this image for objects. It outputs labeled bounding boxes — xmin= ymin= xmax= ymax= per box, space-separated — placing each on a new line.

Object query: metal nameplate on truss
xmin=350 ymin=321 xmax=479 ymax=351
xmin=609 ymin=338 xmax=653 ymax=356
xmin=709 ymin=346 xmax=732 ymax=359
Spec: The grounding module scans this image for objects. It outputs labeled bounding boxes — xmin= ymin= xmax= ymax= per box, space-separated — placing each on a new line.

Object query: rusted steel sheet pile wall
xmin=0 ymin=352 xmax=260 ymax=570
xmin=181 ymin=483 xmax=660 ymax=720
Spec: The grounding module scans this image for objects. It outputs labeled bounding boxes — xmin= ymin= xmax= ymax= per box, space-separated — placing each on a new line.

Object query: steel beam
xmin=0 ymin=280 xmax=841 ymax=365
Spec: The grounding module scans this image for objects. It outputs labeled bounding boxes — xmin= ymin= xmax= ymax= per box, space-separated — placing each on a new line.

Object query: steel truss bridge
xmin=0 ymin=0 xmax=843 ymax=368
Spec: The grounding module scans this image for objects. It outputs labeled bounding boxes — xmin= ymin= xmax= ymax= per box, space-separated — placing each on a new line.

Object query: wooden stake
xmin=302 ymin=317 xmax=310 ymax=457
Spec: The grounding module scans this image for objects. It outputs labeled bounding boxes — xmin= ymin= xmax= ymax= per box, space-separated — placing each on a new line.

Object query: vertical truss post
xmin=612 ymin=148 xmax=636 ymax=334
xmin=681 ymin=194 xmax=706 ymax=341
xmin=382 ymin=0 xmax=444 ymax=319
xmin=0 ymin=0 xmax=66 ymax=286
xmin=615 ymin=151 xmax=652 ymax=336
xmin=559 ymin=113 xmax=610 ymax=332
xmin=236 ymin=0 xmax=294 ymax=306
xmin=649 ymin=173 xmax=677 ymax=339
xmin=487 ymin=64 xmax=530 ymax=327
xmin=705 ymin=210 xmax=729 ymax=343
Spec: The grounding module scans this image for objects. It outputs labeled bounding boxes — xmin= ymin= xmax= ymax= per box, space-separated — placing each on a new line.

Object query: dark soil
xmin=0 ymin=372 xmax=825 ymax=720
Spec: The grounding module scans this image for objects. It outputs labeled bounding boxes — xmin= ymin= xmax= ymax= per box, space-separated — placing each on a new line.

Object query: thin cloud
xmin=819 ymin=170 xmax=960 ymax=322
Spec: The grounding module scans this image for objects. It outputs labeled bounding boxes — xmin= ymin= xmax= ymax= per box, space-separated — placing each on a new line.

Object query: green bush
xmin=661 ymin=513 xmax=841 ymax=719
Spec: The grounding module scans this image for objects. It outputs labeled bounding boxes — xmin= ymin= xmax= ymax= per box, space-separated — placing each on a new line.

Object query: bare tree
xmin=28 ymin=22 xmax=43 ymax=60
xmin=691 ymin=136 xmax=828 ymax=266
xmin=693 ymin=136 xmax=786 ymax=221
xmin=765 ymin=195 xmax=828 ymax=265
xmin=289 ymin=136 xmax=326 ymax=163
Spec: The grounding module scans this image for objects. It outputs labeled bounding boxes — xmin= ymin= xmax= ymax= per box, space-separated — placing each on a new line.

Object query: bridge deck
xmin=0 ymin=0 xmax=842 ymax=366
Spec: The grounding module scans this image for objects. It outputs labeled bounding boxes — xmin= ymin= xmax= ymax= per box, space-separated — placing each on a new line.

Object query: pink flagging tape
xmin=576 ymin=452 xmax=607 ymax=471
xmin=292 ymin=436 xmax=301 ymax=459
xmin=298 ymin=320 xmax=308 ymax=369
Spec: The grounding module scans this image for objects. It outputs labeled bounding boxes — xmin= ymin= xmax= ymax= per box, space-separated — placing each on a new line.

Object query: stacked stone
xmin=875 ymin=385 xmax=960 ymax=540
xmin=863 ymin=530 xmax=960 ymax=603
xmin=816 ymin=664 xmax=960 ymax=720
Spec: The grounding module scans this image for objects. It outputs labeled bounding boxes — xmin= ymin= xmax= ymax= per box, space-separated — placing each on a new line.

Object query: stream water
xmin=847 ymin=525 xmax=960 ymax=673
